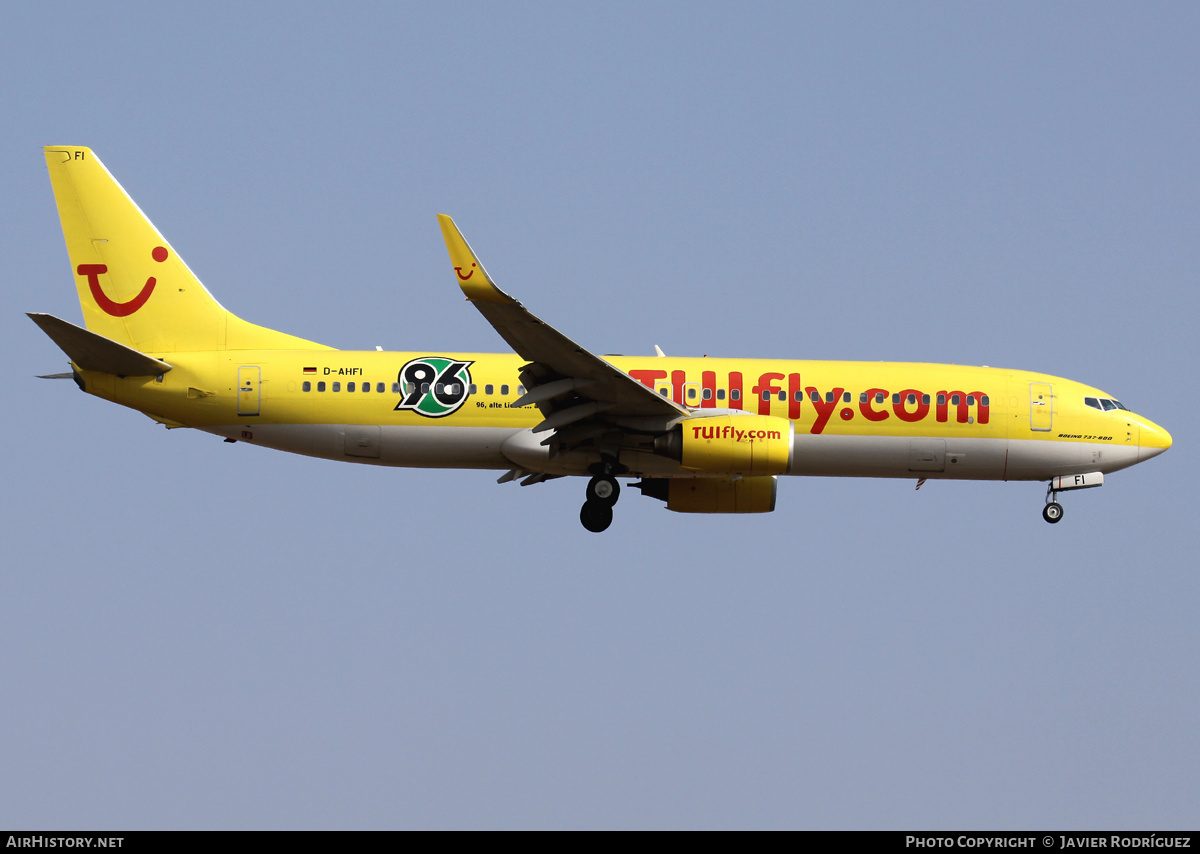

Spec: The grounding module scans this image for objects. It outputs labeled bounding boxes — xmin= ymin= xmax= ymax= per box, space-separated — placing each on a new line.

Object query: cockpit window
xmin=1087 ymin=396 xmax=1129 ymax=412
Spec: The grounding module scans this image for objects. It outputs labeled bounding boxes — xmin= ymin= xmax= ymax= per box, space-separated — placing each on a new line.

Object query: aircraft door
xmin=1030 ymin=382 xmax=1052 ymax=432
xmin=238 ymin=366 xmax=261 ymax=416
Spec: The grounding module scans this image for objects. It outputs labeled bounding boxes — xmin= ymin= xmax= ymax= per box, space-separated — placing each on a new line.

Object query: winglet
xmin=437 ymin=214 xmax=516 ymax=305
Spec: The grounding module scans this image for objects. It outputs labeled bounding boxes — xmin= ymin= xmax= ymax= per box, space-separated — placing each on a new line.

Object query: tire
xmin=580 ymin=500 xmax=614 ymax=533
xmin=586 ymin=475 xmax=620 ymax=506
xmin=1042 ymin=502 xmax=1064 ymax=524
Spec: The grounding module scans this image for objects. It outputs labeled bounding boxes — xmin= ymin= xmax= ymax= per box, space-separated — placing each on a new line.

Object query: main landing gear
xmin=1043 ymin=483 xmax=1064 ymax=524
xmin=580 ymin=461 xmax=624 ymax=533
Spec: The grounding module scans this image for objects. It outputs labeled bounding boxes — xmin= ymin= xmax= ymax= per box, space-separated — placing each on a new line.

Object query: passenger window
xmin=702 ymin=389 xmax=712 ymax=400
xmin=860 ymin=392 xmax=868 ymax=403
xmin=795 ymin=391 xmax=803 ymax=402
xmin=317 ymin=381 xmax=326 ymax=392
xmin=435 ymin=383 xmax=444 ymax=394
xmin=810 ymin=391 xmax=820 ymax=402
xmin=731 ymin=390 xmax=740 ymax=401
xmin=778 ymin=391 xmax=786 ymax=401
xmin=361 ymin=382 xmax=369 ymax=393
xmin=421 ymin=382 xmax=429 ymax=394
xmin=875 ymin=392 xmax=885 ymax=404
xmin=922 ymin=394 xmax=930 ymax=405
xmin=826 ymin=392 xmax=835 ymax=403
xmin=843 ymin=392 xmax=851 ymax=403
xmin=517 ymin=386 xmax=525 ymax=395
xmin=906 ymin=394 xmax=916 ymax=405
xmin=966 ymin=395 xmax=975 ymax=406
xmin=892 ymin=393 xmax=900 ymax=405
xmin=469 ymin=384 xmax=477 ymax=394
xmin=688 ymin=388 xmax=698 ymax=401
xmin=951 ymin=394 xmax=960 ymax=405
xmin=302 ymin=381 xmax=311 ymax=392
xmin=347 ymin=382 xmax=356 ymax=392
xmin=485 ymin=384 xmax=494 ymax=395
xmin=392 ymin=383 xmax=401 ymax=394
xmin=762 ymin=390 xmax=772 ymax=401
xmin=332 ymin=382 xmax=341 ymax=392
xmin=938 ymin=394 xmax=946 ymax=405
xmin=981 ymin=395 xmax=989 ymax=406
xmin=717 ymin=389 xmax=726 ymax=401
xmin=660 ymin=388 xmax=668 ymax=396
xmin=501 ymin=385 xmax=509 ymax=395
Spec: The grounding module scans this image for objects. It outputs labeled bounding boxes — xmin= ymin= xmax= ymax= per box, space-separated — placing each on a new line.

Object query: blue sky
xmin=3 ymin=2 xmax=1197 ymax=829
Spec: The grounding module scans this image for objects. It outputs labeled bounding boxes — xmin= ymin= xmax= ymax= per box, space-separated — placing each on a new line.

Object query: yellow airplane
xmin=31 ymin=147 xmax=1172 ymax=532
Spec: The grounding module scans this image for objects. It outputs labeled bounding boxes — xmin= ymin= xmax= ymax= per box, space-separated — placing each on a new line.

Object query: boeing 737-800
xmin=30 ymin=147 xmax=1172 ymax=532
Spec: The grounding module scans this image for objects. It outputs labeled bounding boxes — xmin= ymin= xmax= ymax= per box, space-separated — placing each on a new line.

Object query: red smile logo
xmin=455 ymin=263 xmax=476 ymax=281
xmin=78 ymin=246 xmax=168 ymax=317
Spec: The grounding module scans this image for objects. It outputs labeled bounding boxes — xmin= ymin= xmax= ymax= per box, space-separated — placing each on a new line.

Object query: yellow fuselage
xmin=81 ymin=350 xmax=1171 ymax=482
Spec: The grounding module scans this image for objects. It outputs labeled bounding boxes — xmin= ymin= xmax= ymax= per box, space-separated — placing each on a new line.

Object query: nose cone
xmin=1138 ymin=416 xmax=1173 ymax=462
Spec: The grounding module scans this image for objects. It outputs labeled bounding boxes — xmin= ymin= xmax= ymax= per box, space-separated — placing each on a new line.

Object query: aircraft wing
xmin=437 ymin=215 xmax=688 ymax=453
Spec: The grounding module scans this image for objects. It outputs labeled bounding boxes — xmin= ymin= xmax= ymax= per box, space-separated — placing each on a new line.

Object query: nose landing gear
xmin=1040 ymin=472 xmax=1105 ymax=523
xmin=1043 ymin=482 xmax=1064 ymax=524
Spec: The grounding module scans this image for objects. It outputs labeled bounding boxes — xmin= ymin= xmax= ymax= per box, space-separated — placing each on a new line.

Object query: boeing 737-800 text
xmin=31 ymin=147 xmax=1172 ymax=532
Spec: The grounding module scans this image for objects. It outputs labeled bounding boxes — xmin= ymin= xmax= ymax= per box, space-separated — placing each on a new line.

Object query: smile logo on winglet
xmin=455 ymin=263 xmax=476 ymax=281
xmin=78 ymin=246 xmax=168 ymax=317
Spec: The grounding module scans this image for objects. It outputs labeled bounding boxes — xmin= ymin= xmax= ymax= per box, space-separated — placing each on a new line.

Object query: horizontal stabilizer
xmin=27 ymin=313 xmax=172 ymax=376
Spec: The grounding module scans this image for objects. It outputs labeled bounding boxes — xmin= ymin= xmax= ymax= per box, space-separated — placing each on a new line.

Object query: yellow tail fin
xmin=45 ymin=146 xmax=330 ymax=354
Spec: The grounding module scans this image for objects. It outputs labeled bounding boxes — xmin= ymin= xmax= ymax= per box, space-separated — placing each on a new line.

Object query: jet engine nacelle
xmin=637 ymin=476 xmax=778 ymax=513
xmin=655 ymin=414 xmax=794 ymax=476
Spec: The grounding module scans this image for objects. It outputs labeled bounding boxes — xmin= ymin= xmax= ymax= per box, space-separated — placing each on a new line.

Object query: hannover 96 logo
xmin=394 ymin=357 xmax=474 ymax=418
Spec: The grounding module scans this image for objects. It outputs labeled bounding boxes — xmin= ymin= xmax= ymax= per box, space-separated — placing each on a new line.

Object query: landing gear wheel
xmin=586 ymin=475 xmax=620 ymax=506
xmin=580 ymin=500 xmax=613 ymax=533
xmin=1042 ymin=502 xmax=1064 ymax=524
